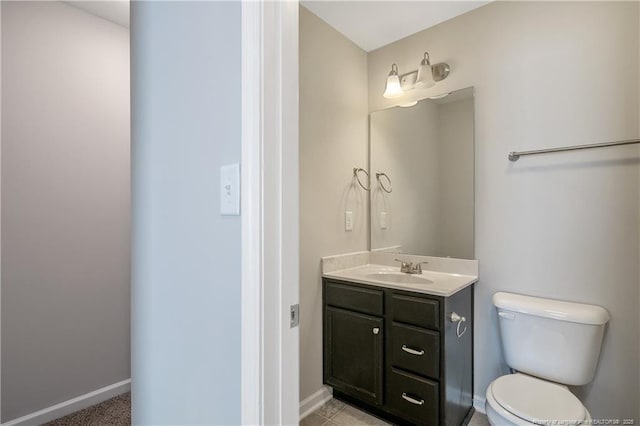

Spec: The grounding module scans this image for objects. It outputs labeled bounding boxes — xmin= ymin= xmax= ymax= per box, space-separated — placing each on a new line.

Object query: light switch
xmin=345 ymin=211 xmax=353 ymax=231
xmin=380 ymin=212 xmax=388 ymax=229
xmin=220 ymin=163 xmax=240 ymax=216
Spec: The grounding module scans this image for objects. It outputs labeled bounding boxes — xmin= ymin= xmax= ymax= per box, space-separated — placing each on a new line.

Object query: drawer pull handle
xmin=401 ymin=345 xmax=424 ymax=356
xmin=402 ymin=393 xmax=424 ymax=406
xmin=372 ymin=327 xmax=380 ymax=335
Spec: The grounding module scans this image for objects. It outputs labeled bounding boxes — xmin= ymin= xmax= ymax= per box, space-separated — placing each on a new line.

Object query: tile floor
xmin=301 ymin=398 xmax=490 ymax=426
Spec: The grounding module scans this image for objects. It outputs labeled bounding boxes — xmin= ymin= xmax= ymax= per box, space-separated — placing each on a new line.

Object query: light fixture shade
xmin=415 ymin=52 xmax=435 ymax=89
xmin=383 ymin=64 xmax=403 ymax=99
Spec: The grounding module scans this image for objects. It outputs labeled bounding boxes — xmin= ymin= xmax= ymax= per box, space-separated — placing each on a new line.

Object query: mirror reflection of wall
xmin=370 ymin=87 xmax=474 ymax=259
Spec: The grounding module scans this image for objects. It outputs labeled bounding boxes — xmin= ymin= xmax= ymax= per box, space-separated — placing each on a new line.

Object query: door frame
xmin=241 ymin=1 xmax=299 ymax=425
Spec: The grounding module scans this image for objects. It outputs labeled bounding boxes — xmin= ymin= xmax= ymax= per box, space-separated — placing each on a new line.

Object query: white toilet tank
xmin=493 ymin=292 xmax=609 ymax=386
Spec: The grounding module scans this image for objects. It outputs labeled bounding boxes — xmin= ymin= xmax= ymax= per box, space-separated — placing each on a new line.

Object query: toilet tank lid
xmin=493 ymin=292 xmax=609 ymax=325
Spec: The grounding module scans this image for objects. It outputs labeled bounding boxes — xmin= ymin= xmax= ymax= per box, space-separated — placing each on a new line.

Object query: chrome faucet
xmin=395 ymin=259 xmax=429 ymax=274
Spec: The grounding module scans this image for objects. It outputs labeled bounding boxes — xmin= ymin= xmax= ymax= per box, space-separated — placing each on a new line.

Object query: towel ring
xmin=449 ymin=312 xmax=467 ymax=338
xmin=376 ymin=172 xmax=393 ymax=193
xmin=353 ymin=168 xmax=370 ymax=191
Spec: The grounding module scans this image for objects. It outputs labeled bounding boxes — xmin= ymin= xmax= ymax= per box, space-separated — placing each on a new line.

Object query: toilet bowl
xmin=485 ymin=373 xmax=591 ymax=425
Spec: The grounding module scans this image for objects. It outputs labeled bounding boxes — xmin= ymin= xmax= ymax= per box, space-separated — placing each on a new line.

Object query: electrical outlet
xmin=381 ymin=212 xmax=388 ymax=229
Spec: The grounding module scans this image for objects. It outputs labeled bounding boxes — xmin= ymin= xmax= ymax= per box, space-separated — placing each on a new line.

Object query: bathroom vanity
xmin=322 ymin=263 xmax=476 ymax=426
xmin=320 ymin=86 xmax=477 ymax=425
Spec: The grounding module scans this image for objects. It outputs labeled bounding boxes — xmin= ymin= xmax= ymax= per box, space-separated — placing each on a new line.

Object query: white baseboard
xmin=299 ymin=386 xmax=333 ymax=421
xmin=2 ymin=379 xmax=131 ymax=426
xmin=473 ymin=394 xmax=486 ymax=414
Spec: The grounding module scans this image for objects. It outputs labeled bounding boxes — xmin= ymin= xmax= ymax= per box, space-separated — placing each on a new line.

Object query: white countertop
xmin=322 ymin=264 xmax=477 ymax=297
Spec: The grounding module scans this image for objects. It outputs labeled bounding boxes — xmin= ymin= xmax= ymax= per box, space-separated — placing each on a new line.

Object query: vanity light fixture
xmin=383 ymin=64 xmax=403 ymax=99
xmin=382 ymin=51 xmax=450 ymax=99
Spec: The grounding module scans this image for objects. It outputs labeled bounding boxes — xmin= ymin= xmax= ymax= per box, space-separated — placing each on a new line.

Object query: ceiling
xmin=301 ymin=1 xmax=490 ymax=52
xmin=65 ymin=1 xmax=129 ymax=28
xmin=62 ymin=1 xmax=487 ymax=49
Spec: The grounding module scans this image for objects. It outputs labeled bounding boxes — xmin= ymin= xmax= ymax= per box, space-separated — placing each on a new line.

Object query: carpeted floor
xmin=43 ymin=393 xmax=131 ymax=426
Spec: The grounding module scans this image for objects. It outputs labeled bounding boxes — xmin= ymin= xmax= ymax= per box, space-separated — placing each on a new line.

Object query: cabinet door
xmin=324 ymin=307 xmax=384 ymax=406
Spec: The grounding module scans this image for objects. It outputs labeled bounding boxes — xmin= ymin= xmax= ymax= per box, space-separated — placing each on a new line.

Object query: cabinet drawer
xmin=387 ymin=368 xmax=439 ymax=425
xmin=389 ymin=323 xmax=439 ymax=379
xmin=389 ymin=293 xmax=439 ymax=330
xmin=325 ymin=281 xmax=384 ymax=316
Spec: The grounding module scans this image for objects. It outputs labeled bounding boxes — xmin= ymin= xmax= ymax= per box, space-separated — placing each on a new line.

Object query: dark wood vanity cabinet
xmin=323 ymin=278 xmax=474 ymax=426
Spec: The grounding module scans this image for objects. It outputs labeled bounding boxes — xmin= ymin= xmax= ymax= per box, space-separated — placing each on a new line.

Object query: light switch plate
xmin=380 ymin=212 xmax=388 ymax=229
xmin=220 ymin=163 xmax=240 ymax=216
xmin=345 ymin=211 xmax=353 ymax=231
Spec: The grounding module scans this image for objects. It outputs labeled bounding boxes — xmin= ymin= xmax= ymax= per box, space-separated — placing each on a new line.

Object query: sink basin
xmin=323 ymin=263 xmax=477 ymax=296
xmin=364 ymin=272 xmax=434 ymax=285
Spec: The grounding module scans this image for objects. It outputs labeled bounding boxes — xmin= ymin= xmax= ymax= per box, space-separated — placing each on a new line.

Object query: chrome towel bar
xmin=508 ymin=138 xmax=640 ymax=162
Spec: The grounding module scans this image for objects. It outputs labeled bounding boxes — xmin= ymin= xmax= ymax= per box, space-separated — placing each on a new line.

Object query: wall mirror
xmin=369 ymin=87 xmax=475 ymax=259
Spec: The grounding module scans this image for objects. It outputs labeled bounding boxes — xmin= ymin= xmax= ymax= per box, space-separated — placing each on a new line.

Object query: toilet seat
xmin=487 ymin=374 xmax=587 ymax=425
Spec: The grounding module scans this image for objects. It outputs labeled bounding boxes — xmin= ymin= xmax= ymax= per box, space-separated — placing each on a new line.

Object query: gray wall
xmin=368 ymin=1 xmax=639 ymax=419
xmin=1 ymin=1 xmax=130 ymax=421
xmin=299 ymin=6 xmax=369 ymax=401
xmin=130 ymin=1 xmax=241 ymax=424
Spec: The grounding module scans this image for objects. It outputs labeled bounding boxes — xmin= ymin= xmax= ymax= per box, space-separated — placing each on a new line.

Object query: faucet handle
xmin=414 ymin=261 xmax=429 ymax=274
xmin=394 ymin=259 xmax=412 ymax=273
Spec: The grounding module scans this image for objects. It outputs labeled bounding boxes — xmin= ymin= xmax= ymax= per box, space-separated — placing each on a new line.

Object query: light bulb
xmin=415 ymin=52 xmax=435 ymax=89
xmin=383 ymin=64 xmax=404 ymax=99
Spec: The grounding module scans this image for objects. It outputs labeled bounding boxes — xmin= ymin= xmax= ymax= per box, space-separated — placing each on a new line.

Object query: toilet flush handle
xmin=449 ymin=312 xmax=467 ymax=338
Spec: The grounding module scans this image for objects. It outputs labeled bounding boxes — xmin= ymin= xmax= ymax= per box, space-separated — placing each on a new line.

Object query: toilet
xmin=485 ymin=292 xmax=609 ymax=425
